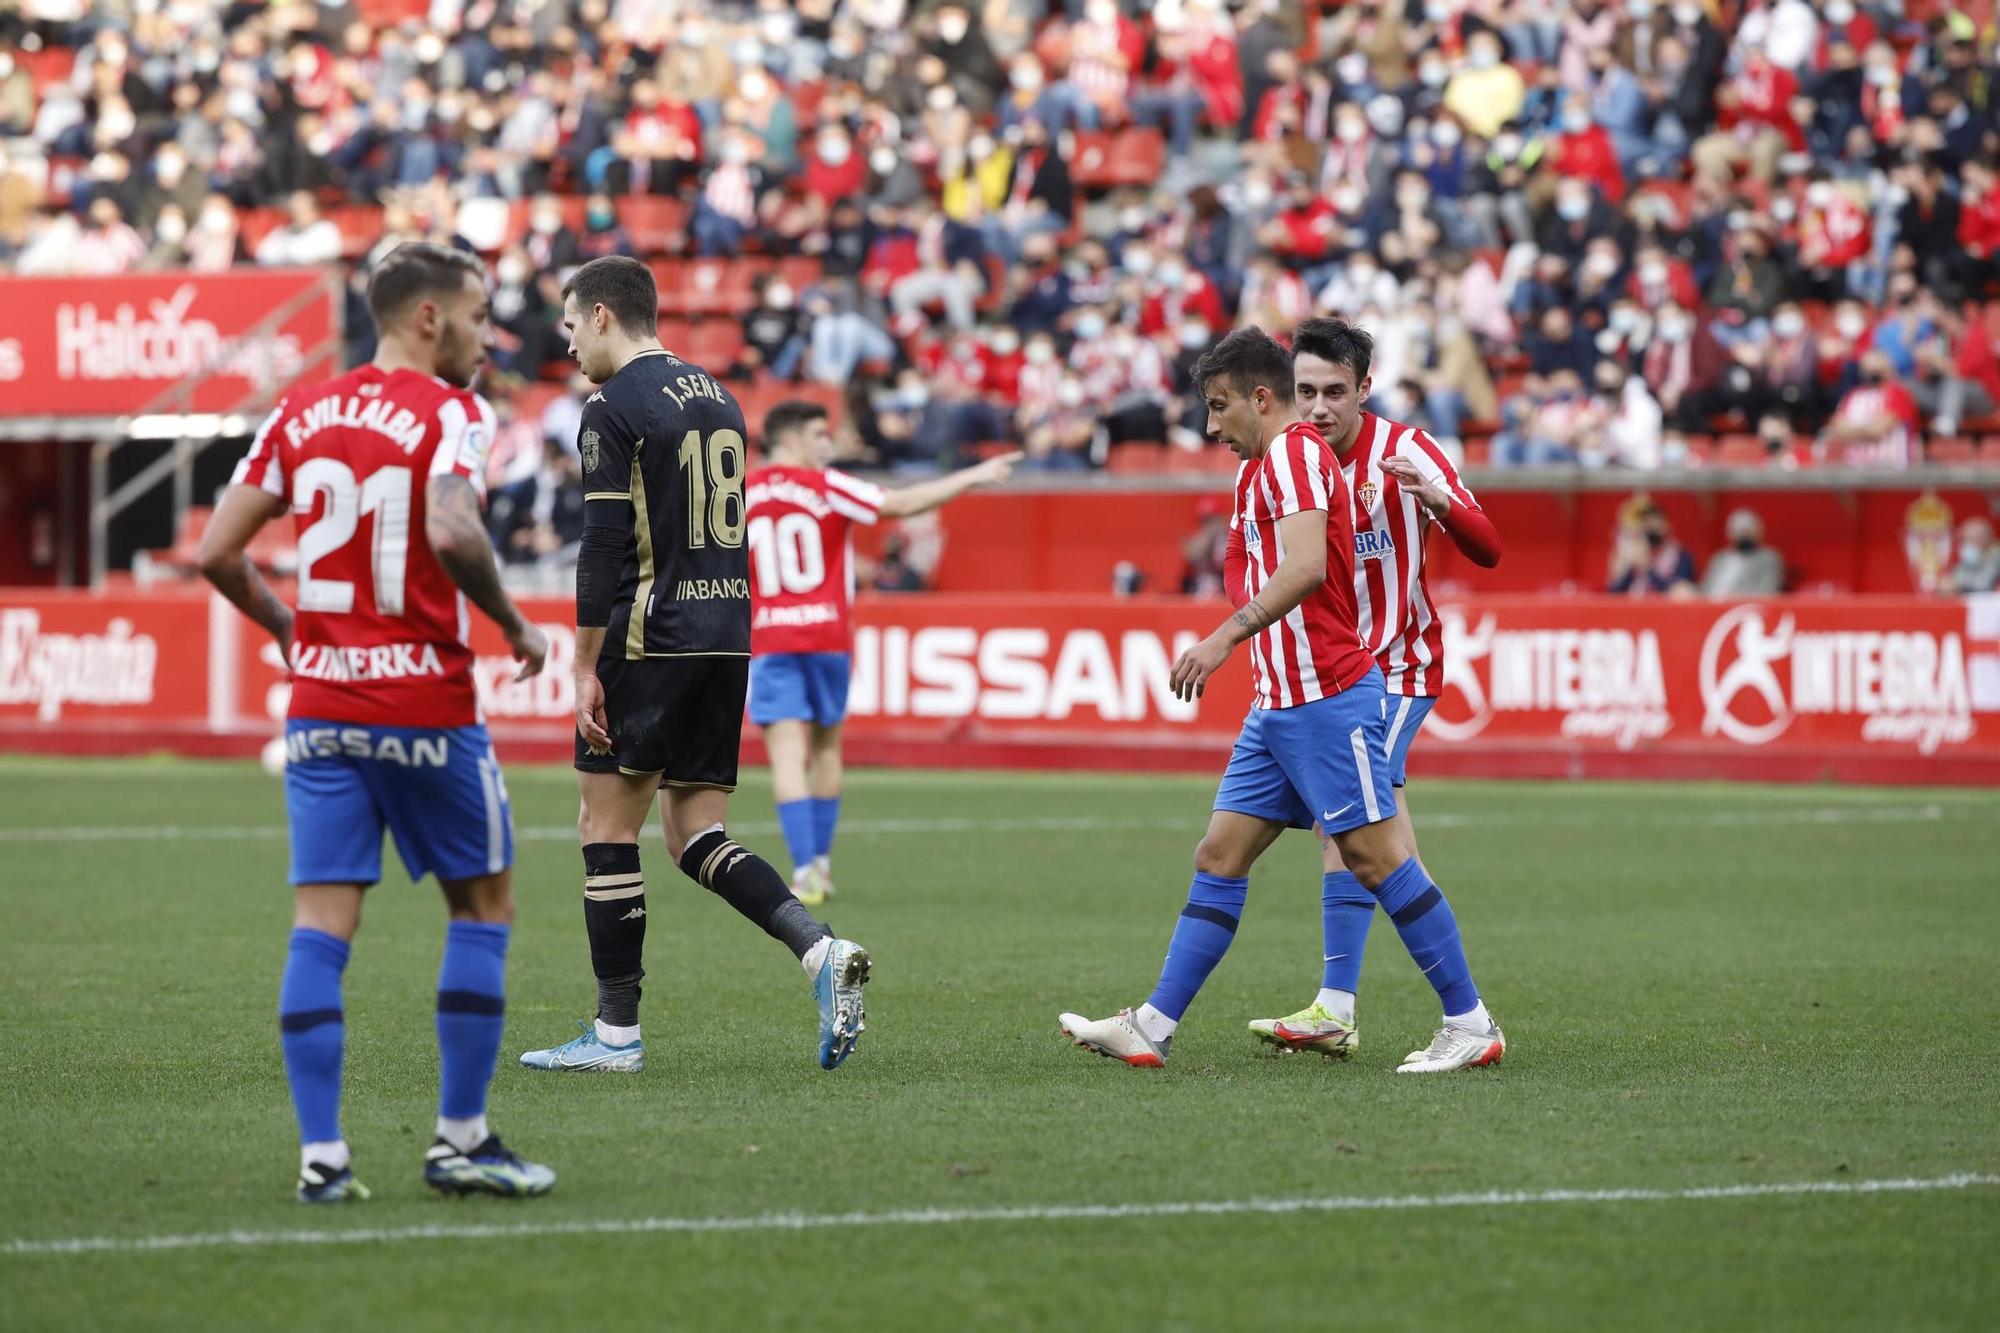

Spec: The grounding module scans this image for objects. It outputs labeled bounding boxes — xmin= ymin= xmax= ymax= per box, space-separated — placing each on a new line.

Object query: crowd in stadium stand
xmin=7 ymin=0 xmax=2000 ymax=481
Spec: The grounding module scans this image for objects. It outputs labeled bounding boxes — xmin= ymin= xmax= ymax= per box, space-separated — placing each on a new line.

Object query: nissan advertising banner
xmin=0 ymin=270 xmax=340 ymax=418
xmin=1 ymin=591 xmax=1996 ymax=783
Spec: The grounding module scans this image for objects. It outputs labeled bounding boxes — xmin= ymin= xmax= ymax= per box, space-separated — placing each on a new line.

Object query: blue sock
xmin=1143 ymin=872 xmax=1250 ymax=1021
xmin=775 ymin=798 xmax=817 ymax=875
xmin=436 ymin=921 xmax=509 ymax=1121
xmin=1369 ymin=858 xmax=1479 ymax=1016
xmin=1321 ymin=870 xmax=1375 ymax=993
xmin=810 ymin=796 xmax=841 ymax=861
xmin=279 ymin=927 xmax=350 ymax=1145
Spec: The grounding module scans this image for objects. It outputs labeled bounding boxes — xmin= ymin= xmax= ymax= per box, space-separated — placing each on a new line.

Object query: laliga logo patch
xmin=580 ymin=428 xmax=601 ymax=472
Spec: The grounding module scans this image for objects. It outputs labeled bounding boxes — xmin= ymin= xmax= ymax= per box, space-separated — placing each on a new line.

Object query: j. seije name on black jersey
xmin=661 ymin=372 xmax=729 ymax=411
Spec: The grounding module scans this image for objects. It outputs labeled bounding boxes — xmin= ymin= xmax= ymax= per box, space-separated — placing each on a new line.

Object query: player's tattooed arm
xmin=425 ymin=474 xmax=548 ymax=681
xmin=1231 ymin=599 xmax=1273 ymax=637
xmin=198 ymin=483 xmax=294 ymax=664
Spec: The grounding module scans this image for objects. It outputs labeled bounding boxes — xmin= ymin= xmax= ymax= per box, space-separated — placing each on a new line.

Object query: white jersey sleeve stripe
xmin=825 ymin=468 xmax=886 ymax=524
xmin=1409 ymin=430 xmax=1477 ymax=509
xmin=232 ymin=402 xmax=289 ymax=497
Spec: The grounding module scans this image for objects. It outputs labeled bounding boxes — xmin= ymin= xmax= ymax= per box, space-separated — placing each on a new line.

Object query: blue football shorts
xmin=747 ymin=651 xmax=853 ymax=728
xmin=1213 ymin=666 xmax=1398 ymax=835
xmin=1381 ymin=694 xmax=1438 ymax=789
xmin=283 ymin=718 xmax=513 ymax=886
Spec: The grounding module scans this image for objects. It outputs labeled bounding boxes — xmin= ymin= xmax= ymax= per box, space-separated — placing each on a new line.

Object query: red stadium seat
xmin=656 ymin=258 xmax=758 ymax=316
xmin=616 ymin=195 xmax=688 ymax=256
xmin=1715 ymin=434 xmax=1767 ymax=468
xmin=1105 ymin=128 xmax=1166 ymax=188
xmin=1069 ymin=131 xmax=1119 ymax=190
xmin=1978 ymin=436 xmax=2000 ymax=463
xmin=1106 ymin=442 xmax=1167 ymax=474
xmin=1927 ymin=436 xmax=1977 ymax=464
xmin=328 ymin=205 xmax=385 ymax=260
xmin=235 ymin=206 xmax=287 ymax=255
xmin=1164 ymin=446 xmax=1239 ymax=474
xmin=680 ymin=319 xmax=747 ymax=369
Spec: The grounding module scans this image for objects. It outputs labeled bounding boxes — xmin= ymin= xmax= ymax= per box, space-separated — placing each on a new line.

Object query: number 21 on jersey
xmin=294 ymin=460 xmax=412 ymax=615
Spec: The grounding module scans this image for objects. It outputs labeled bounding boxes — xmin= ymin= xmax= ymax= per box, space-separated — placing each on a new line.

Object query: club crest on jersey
xmin=1357 ymin=480 xmax=1379 ymax=511
xmin=580 ymin=428 xmax=601 ymax=472
xmin=1355 ymin=528 xmax=1396 ymax=561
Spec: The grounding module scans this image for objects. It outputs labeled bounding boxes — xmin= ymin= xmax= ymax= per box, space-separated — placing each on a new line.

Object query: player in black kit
xmin=519 ymin=256 xmax=871 ymax=1076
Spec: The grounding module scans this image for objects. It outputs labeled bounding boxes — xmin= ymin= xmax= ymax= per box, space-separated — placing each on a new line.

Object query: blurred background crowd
xmin=4 ymin=0 xmax=1999 ymax=588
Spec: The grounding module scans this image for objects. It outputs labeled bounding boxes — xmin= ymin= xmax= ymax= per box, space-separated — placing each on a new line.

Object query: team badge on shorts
xmin=580 ymin=428 xmax=601 ymax=472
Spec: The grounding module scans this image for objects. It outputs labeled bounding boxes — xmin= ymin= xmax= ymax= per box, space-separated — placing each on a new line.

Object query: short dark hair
xmin=1190 ymin=326 xmax=1294 ymax=403
xmin=366 ymin=242 xmax=485 ymax=326
xmin=1290 ymin=317 xmax=1375 ymax=386
xmin=561 ymin=255 xmax=659 ymax=336
xmin=763 ymin=400 xmax=830 ymax=451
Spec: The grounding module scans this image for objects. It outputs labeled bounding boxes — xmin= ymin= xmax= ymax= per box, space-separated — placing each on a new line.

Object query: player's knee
xmin=1192 ymin=834 xmax=1252 ymax=879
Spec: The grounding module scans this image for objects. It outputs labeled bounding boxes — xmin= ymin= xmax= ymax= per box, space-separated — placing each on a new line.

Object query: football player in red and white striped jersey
xmin=1246 ymin=317 xmax=1505 ymax=1060
xmin=1059 ymin=328 xmax=1504 ymax=1074
xmin=746 ymin=401 xmax=1018 ymax=905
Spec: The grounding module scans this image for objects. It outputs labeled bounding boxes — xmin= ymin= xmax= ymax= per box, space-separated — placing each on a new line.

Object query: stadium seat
xmin=617 ymin=195 xmax=689 ymax=256
xmin=329 ymin=204 xmax=387 ymax=259
xmin=655 ymin=258 xmax=758 ymax=316
xmin=1069 ymin=131 xmax=1119 ymax=190
xmin=1979 ymin=436 xmax=2000 ymax=463
xmin=1927 ymin=436 xmax=1977 ymax=464
xmin=680 ymin=319 xmax=747 ymax=369
xmin=1163 ymin=446 xmax=1239 ymax=475
xmin=1105 ymin=128 xmax=1167 ymax=188
xmin=235 ymin=206 xmax=287 ymax=255
xmin=1715 ymin=434 xmax=1767 ymax=468
xmin=1106 ymin=442 xmax=1168 ymax=474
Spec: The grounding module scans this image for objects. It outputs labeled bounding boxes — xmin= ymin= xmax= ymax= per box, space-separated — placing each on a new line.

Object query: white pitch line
xmin=0 ymin=804 xmax=1976 ymax=844
xmin=3 ymin=1173 xmax=1993 ymax=1258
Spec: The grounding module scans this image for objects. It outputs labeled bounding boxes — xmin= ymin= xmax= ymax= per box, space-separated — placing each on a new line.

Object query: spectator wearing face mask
xmin=1819 ymin=349 xmax=1917 ymax=467
xmin=1643 ymin=301 xmax=1728 ymax=431
xmin=1948 ymin=518 xmax=2000 ymax=594
xmin=1609 ymin=501 xmax=1698 ymax=597
xmin=1551 ymin=98 xmax=1626 ymax=204
xmin=1794 ymin=175 xmax=1872 ymax=302
xmin=575 ymin=191 xmax=633 ymax=261
xmin=1447 ymin=33 xmax=1526 ymax=138
xmin=1702 ymin=509 xmax=1786 ymax=597
xmin=738 ymin=274 xmax=808 ymax=381
xmin=1910 ymin=298 xmax=2000 ymax=439
xmin=1596 ymin=360 xmax=1666 ymax=469
xmin=75 ymin=195 xmax=147 ymax=275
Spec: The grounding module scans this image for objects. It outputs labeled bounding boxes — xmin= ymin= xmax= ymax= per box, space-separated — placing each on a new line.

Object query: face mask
xmin=939 ymin=15 xmax=969 ymax=42
xmin=1397 ymin=186 xmax=1430 ymax=210
xmin=1963 ymin=542 xmax=1989 ymax=563
xmin=1734 ymin=536 xmax=1759 ymax=553
xmin=1807 ymin=183 xmax=1835 ymax=209
xmin=901 ymin=384 xmax=931 ymax=408
xmin=1086 ymin=0 xmax=1117 ymax=23
xmin=1494 ymin=133 xmax=1523 ymax=159
xmin=1563 ymin=108 xmax=1591 ymax=133
xmin=870 ymin=147 xmax=897 ymax=175
xmin=1772 ymin=198 xmax=1796 ymax=222
xmin=1672 ymin=4 xmax=1702 ymax=25
xmin=1337 ymin=118 xmax=1367 ymax=142
xmin=1658 ymin=315 xmax=1690 ymax=339
xmin=1075 ymin=314 xmax=1107 ymax=339
xmin=819 ymin=137 xmax=851 ymax=165
xmin=1124 ymin=250 xmax=1155 ymax=275
xmin=1179 ymin=323 xmax=1210 ymax=348
xmin=532 ymin=209 xmax=561 ymax=234
xmin=1558 ymin=195 xmax=1589 ymax=221
xmin=1609 ymin=308 xmax=1639 ymax=333
xmin=1337 ymin=54 xmax=1368 ymax=85
xmin=1836 ymin=310 xmax=1866 ymax=338
xmin=742 ymin=71 xmax=772 ymax=101
xmin=1011 ymin=64 xmax=1043 ymax=91
xmin=200 ymin=207 xmax=233 ymax=234
xmin=1645 ymin=529 xmax=1667 ymax=549
xmin=588 ymin=205 xmax=614 ymax=228
xmin=1640 ymin=261 xmax=1667 ymax=284
xmin=499 ymin=258 xmax=529 ymax=285
xmin=992 ymin=330 xmax=1020 ymax=355
xmin=1585 ymin=252 xmax=1618 ymax=277
xmin=926 ymin=85 xmax=955 ymax=111
xmin=1470 ymin=47 xmax=1499 ymax=69
xmin=1425 ymin=1 xmax=1452 ymax=20
xmin=1419 ymin=63 xmax=1448 ymax=87
xmin=1774 ymin=312 xmax=1804 ymax=338
xmin=1158 ymin=262 xmax=1186 ymax=287
xmin=1242 ymin=180 xmax=1273 ymax=208
xmin=1629 ymin=0 xmax=1654 ymax=16
xmin=155 ymin=213 xmax=187 ymax=245
xmin=721 ymin=141 xmax=750 ymax=165
xmin=1057 ymin=380 xmax=1086 ymax=407
xmin=1026 ymin=342 xmax=1053 ymax=364
xmin=1119 ymin=206 xmax=1148 ymax=233
xmin=1826 ymin=1 xmax=1854 ymax=22
xmin=1867 ymin=65 xmax=1898 ymax=87
xmin=759 ymin=13 xmax=795 ymax=45
xmin=969 ymin=135 xmax=994 ymax=159
xmin=1432 ymin=120 xmax=1461 ymax=145
xmin=767 ymin=284 xmax=794 ymax=308
xmin=414 ymin=33 xmax=444 ymax=63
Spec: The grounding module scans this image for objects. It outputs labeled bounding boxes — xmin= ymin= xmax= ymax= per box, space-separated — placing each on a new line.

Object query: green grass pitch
xmin=1 ymin=756 xmax=1996 ymax=1332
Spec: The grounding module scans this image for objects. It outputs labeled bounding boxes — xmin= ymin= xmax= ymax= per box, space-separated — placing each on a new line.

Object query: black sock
xmin=679 ymin=828 xmax=833 ymax=960
xmin=582 ymin=842 xmax=646 ymax=1028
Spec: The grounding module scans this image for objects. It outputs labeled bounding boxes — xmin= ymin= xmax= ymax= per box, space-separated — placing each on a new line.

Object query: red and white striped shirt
xmin=230 ymin=366 xmax=496 ymax=728
xmin=1341 ymin=413 xmax=1488 ymax=697
xmin=745 ymin=464 xmax=886 ymax=655
xmin=1230 ymin=421 xmax=1377 ymax=710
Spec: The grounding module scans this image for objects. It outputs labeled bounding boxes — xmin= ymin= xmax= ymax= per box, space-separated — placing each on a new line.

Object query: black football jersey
xmin=578 ymin=349 xmax=751 ymax=660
